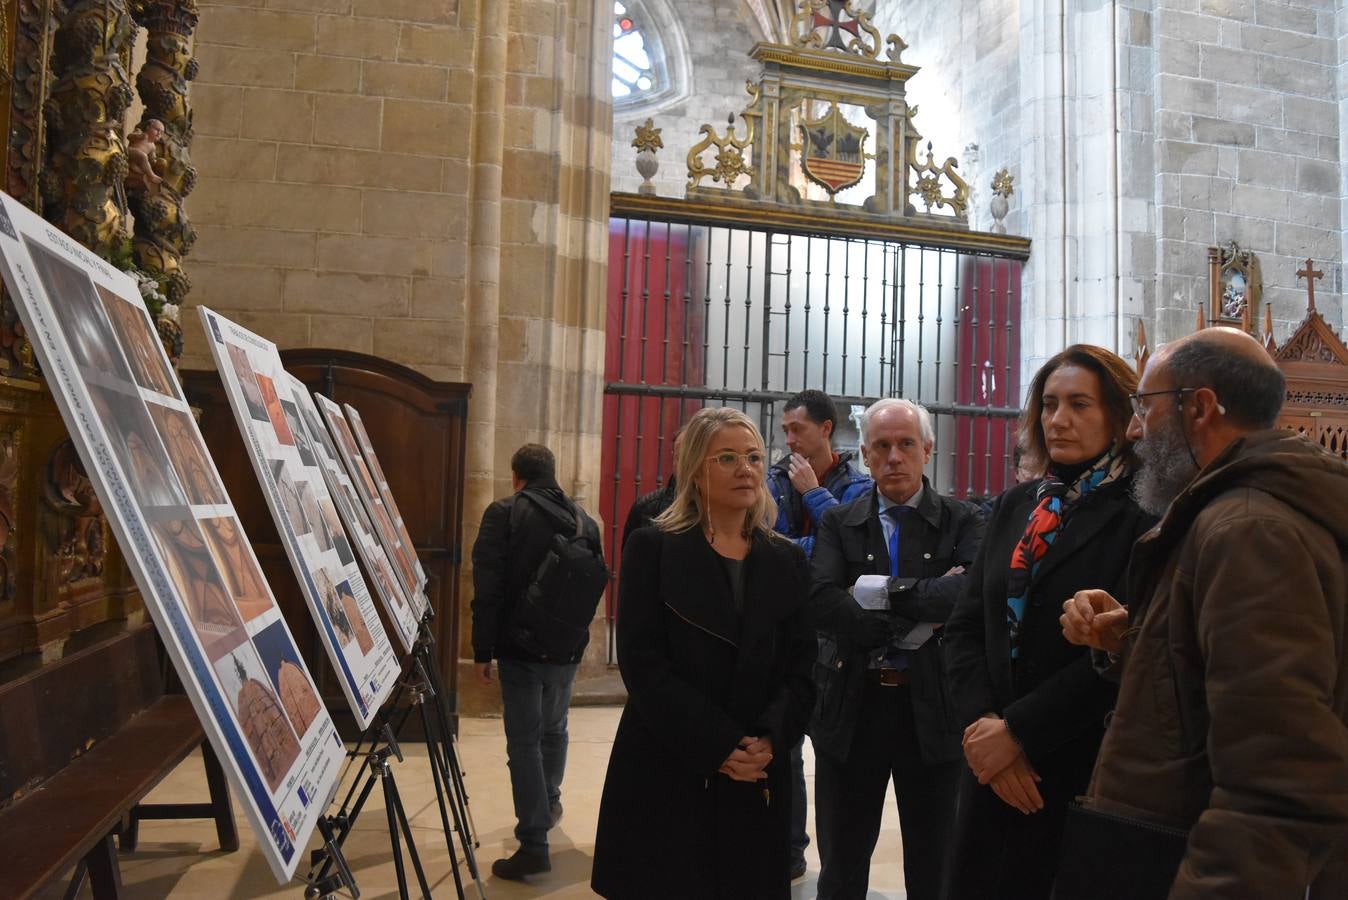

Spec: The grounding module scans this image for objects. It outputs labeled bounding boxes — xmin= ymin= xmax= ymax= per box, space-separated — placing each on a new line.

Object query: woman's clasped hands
xmin=719 ymin=735 xmax=774 ymax=782
xmin=962 ymin=715 xmax=1044 ymax=816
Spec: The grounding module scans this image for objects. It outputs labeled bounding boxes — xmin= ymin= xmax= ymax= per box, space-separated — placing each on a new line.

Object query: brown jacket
xmin=1088 ymin=429 xmax=1348 ymax=900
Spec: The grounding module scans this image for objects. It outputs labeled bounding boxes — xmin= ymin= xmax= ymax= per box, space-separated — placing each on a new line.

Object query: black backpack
xmin=506 ymin=491 xmax=609 ymax=661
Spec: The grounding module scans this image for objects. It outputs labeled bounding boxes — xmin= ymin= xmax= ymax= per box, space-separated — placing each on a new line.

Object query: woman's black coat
xmin=591 ymin=525 xmax=816 ymax=900
xmin=942 ymin=474 xmax=1155 ymax=899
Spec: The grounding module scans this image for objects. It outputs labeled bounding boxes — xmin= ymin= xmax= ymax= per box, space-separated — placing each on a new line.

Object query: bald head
xmin=1153 ymin=326 xmax=1285 ymax=429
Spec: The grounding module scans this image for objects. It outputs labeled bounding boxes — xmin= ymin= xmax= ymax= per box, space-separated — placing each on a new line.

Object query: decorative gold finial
xmin=632 ymin=118 xmax=663 ymax=154
xmin=992 ymin=169 xmax=1014 ymax=198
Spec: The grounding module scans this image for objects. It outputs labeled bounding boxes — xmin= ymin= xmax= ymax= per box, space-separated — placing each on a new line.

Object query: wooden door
xmin=183 ymin=352 xmax=470 ymax=737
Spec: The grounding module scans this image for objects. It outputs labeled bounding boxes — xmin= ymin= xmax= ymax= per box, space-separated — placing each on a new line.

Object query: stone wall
xmin=1145 ymin=1 xmax=1342 ymax=343
xmin=186 ymin=0 xmax=613 ymax=715
xmin=187 ymin=0 xmax=476 ymax=380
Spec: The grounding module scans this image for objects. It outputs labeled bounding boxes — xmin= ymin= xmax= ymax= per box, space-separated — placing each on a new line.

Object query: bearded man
xmin=1059 ymin=327 xmax=1348 ymax=899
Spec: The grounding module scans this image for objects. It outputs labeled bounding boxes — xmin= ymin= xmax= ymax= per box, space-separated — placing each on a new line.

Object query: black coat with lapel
xmin=809 ymin=479 xmax=985 ymax=765
xmin=592 ymin=525 xmax=816 ymax=900
xmin=943 ymin=474 xmax=1155 ymax=767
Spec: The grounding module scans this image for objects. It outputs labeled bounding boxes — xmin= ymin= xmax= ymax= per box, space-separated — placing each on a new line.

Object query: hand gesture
xmin=962 ymin=715 xmax=1021 ymax=785
xmin=476 ymin=661 xmax=493 ymax=685
xmin=1060 ymin=589 xmax=1129 ymax=654
xmin=787 ymin=453 xmax=820 ymax=494
xmin=989 ymin=754 xmax=1043 ymax=815
xmin=718 ymin=735 xmax=773 ymax=783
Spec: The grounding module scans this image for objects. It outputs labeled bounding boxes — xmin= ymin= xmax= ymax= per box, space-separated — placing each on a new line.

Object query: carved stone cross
xmin=1297 ymin=257 xmax=1323 ymax=312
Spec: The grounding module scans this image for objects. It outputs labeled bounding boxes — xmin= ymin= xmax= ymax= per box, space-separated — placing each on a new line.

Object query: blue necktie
xmin=885 ymin=506 xmax=909 ymax=577
xmin=884 ymin=506 xmax=911 ymax=670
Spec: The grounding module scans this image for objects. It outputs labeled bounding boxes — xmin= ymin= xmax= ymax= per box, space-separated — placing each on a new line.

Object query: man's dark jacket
xmin=471 ymin=476 xmax=595 ymax=665
xmin=809 ymin=478 xmax=984 ymax=764
xmin=621 ymin=478 xmax=675 ymax=550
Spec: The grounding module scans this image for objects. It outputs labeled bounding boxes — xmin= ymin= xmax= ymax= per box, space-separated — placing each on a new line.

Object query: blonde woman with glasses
xmin=592 ymin=407 xmax=817 ymax=899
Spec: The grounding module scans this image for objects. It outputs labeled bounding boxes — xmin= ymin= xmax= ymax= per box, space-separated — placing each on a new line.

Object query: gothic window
xmin=611 ymin=0 xmax=688 ymax=114
xmin=612 ymin=2 xmax=656 ymax=101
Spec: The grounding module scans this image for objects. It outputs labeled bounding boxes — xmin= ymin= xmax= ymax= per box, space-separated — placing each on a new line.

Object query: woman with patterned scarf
xmin=941 ymin=345 xmax=1156 ymax=900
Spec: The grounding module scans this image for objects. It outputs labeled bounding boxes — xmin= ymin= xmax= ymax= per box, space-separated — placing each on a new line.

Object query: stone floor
xmin=53 ymin=706 xmax=909 ymax=898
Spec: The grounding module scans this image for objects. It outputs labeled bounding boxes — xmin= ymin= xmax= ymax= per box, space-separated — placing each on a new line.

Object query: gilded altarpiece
xmin=0 ymin=0 xmax=147 ymax=677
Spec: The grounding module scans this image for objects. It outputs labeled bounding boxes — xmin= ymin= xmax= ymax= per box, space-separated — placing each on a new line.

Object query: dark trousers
xmin=498 ymin=659 xmax=578 ymax=854
xmin=815 ymin=681 xmax=959 ymax=900
xmin=790 ymin=736 xmax=809 ymax=865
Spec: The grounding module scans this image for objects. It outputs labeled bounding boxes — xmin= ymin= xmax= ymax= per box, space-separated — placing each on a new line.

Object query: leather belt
xmin=866 ymin=667 xmax=910 ymax=687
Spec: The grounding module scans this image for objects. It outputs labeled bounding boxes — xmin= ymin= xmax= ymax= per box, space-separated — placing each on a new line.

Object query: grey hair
xmin=859 ymin=398 xmax=935 ymax=446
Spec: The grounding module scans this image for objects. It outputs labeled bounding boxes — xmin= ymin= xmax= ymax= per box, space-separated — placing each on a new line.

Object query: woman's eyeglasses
xmin=706 ymin=452 xmax=766 ymax=471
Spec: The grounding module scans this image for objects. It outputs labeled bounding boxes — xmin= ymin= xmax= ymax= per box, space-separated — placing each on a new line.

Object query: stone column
xmin=456 ymin=0 xmax=506 ymax=715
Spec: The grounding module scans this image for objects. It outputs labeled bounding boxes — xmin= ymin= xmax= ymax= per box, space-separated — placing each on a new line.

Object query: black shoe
xmin=790 ymin=858 xmax=807 ymax=881
xmin=491 ymin=850 xmax=551 ymax=881
xmin=549 ymin=802 xmax=564 ymax=828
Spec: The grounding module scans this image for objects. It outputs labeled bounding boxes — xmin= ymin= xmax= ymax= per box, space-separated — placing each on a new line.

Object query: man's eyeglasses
xmin=706 ymin=451 xmax=766 ymax=471
xmin=1128 ymin=387 xmax=1196 ymax=416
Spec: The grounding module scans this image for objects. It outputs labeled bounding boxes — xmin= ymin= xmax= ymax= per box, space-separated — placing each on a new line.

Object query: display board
xmin=315 ymin=395 xmax=429 ymax=615
xmin=0 ymin=193 xmax=343 ymax=883
xmin=201 ymin=307 xmax=400 ymax=730
xmin=343 ymin=404 xmax=430 ymax=595
xmin=286 ymin=376 xmax=424 ymax=651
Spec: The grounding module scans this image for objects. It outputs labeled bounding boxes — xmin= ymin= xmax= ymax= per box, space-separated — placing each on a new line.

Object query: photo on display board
xmin=256 ymin=374 xmax=295 ymax=445
xmin=319 ymin=498 xmax=355 ymax=566
xmin=201 ymin=306 xmax=402 ymax=728
xmin=96 ymin=283 xmax=181 ymax=399
xmin=87 ymin=383 xmax=186 ymax=509
xmin=283 ymin=401 xmax=317 ymax=469
xmin=200 ymin=515 xmax=275 ymax=624
xmin=151 ymin=518 xmax=249 ymax=661
xmin=269 ymin=459 xmax=312 ymax=538
xmin=211 ymin=644 xmax=303 ymax=792
xmin=147 ymin=401 xmax=227 ymax=506
xmin=226 ymin=343 xmax=270 ymax=423
xmin=298 ymin=480 xmax=328 ymax=552
xmin=252 ymin=618 xmax=324 ymax=738
xmin=0 ymin=194 xmax=344 ymax=884
xmin=24 ymin=238 xmax=126 ymax=377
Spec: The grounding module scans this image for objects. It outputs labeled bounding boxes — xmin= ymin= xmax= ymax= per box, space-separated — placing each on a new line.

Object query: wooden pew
xmin=0 ymin=623 xmax=237 ymax=899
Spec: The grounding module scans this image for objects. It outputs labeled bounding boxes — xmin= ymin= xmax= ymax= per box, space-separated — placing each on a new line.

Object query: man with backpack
xmin=471 ymin=443 xmax=608 ymax=881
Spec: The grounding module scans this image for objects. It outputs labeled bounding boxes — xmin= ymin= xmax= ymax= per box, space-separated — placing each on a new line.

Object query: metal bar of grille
xmin=742 ymin=230 xmax=754 ymax=398
xmin=802 ymin=236 xmax=813 ymax=390
xmin=841 ymin=238 xmax=852 ymax=396
xmin=859 ymin=240 xmax=870 ymax=397
xmin=656 ymin=220 xmax=673 ymax=484
xmin=985 ymin=256 xmax=996 ymax=494
xmin=970 ymin=255 xmax=981 ymax=495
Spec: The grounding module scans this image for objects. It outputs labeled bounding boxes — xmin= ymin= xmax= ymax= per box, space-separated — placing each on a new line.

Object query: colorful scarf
xmin=1005 ymin=447 xmax=1128 ymax=657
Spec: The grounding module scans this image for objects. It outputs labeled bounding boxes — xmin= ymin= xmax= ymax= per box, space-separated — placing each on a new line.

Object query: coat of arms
xmin=799 ymin=103 xmax=869 ymax=195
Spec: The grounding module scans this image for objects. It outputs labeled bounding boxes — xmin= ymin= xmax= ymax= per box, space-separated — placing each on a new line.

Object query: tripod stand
xmin=306 ymin=727 xmax=432 ymax=900
xmin=308 ymin=614 xmax=484 ymax=900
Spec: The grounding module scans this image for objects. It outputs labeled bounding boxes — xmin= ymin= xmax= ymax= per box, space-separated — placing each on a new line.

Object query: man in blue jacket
xmin=767 ymin=389 xmax=873 ymax=880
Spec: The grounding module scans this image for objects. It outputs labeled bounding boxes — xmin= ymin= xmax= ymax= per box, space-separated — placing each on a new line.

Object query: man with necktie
xmin=809 ymin=398 xmax=985 ymax=900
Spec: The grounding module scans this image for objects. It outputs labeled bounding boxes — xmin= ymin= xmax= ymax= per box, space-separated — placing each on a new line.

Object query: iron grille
xmin=601 ymin=210 xmax=1027 ymax=661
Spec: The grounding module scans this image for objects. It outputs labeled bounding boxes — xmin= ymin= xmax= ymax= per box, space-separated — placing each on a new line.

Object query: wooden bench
xmin=0 ymin=623 xmax=237 ymax=899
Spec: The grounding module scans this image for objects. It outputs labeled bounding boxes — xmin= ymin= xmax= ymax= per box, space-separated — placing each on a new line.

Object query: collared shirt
xmin=876 ymin=484 xmax=924 ymax=568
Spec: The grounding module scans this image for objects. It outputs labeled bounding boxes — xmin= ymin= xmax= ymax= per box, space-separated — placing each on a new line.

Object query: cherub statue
xmin=126 ymin=119 xmax=165 ymax=193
